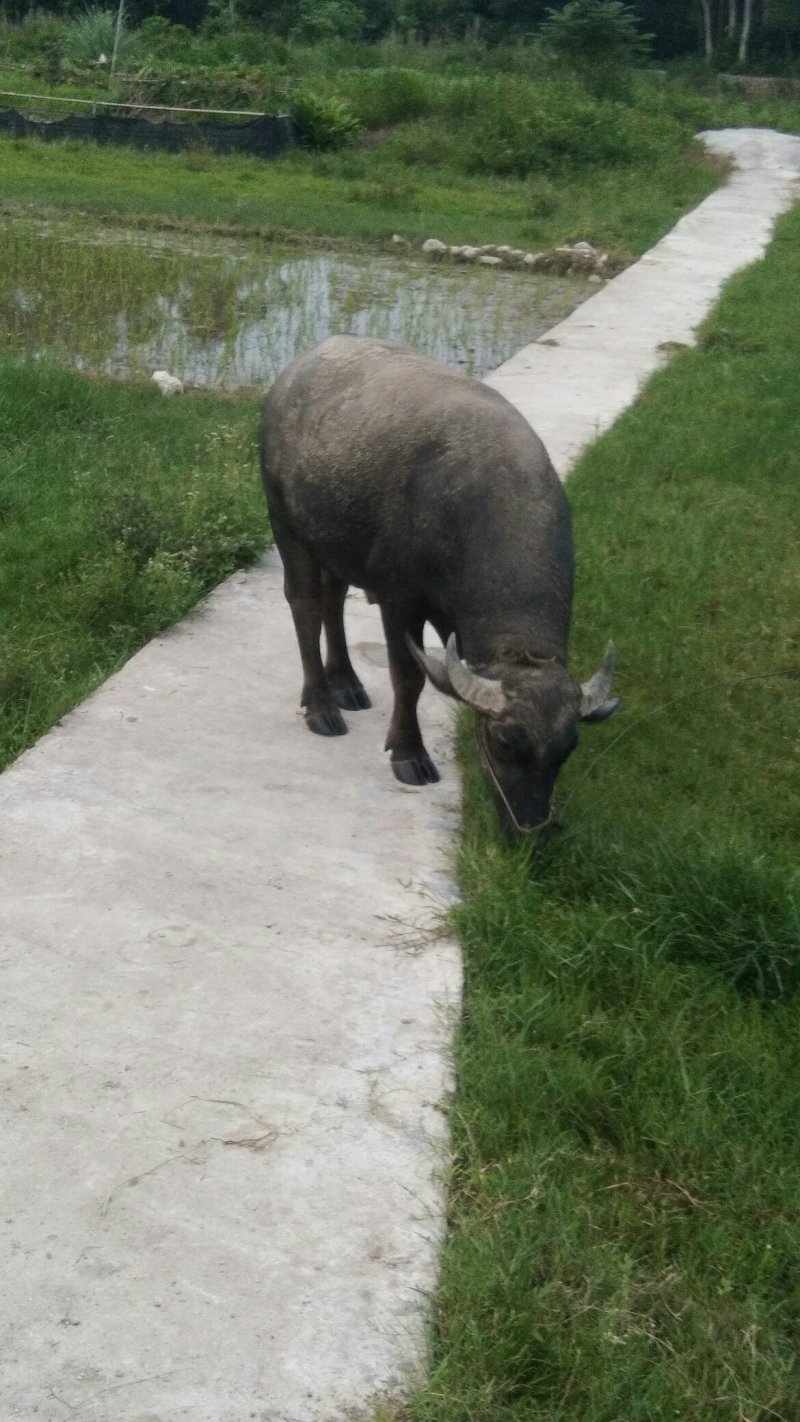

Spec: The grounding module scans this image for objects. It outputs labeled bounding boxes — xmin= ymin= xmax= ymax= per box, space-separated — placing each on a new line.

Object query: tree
xmin=540 ymin=0 xmax=652 ymax=91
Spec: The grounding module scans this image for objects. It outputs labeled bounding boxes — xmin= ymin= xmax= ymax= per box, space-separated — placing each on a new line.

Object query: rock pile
xmin=413 ymin=236 xmax=628 ymax=279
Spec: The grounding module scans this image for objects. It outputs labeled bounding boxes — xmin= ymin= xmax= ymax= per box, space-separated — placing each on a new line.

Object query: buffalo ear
xmin=405 ymin=635 xmax=457 ymax=698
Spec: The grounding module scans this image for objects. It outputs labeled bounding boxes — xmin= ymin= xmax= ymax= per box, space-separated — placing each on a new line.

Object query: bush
xmin=60 ymin=7 xmax=142 ymax=68
xmin=541 ymin=0 xmax=652 ymax=68
xmin=464 ymin=78 xmax=677 ymax=177
xmin=291 ymin=86 xmax=361 ymax=149
xmin=334 ymin=66 xmax=438 ymax=126
xmin=541 ymin=0 xmax=651 ymax=96
xmin=292 ymin=0 xmax=367 ymax=44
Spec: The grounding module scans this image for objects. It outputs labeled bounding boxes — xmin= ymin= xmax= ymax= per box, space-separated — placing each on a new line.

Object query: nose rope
xmin=475 ymin=717 xmax=554 ymax=838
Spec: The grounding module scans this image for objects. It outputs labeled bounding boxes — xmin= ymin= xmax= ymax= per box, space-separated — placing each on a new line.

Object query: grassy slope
xmin=0 ymin=366 xmax=265 ymax=770
xmin=402 ymin=207 xmax=800 ymax=1421
xmin=0 ymin=131 xmax=720 ymax=255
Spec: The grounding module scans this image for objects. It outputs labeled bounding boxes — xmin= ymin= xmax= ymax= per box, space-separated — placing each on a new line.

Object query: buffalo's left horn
xmin=406 ymin=636 xmax=454 ymax=697
xmin=445 ymin=634 xmax=507 ymax=717
xmin=580 ymin=641 xmax=622 ymax=722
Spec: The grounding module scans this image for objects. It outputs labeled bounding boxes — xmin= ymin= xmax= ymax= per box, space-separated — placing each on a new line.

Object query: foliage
xmin=290 ymin=84 xmax=360 ymax=147
xmin=1 ymin=0 xmax=800 ymax=68
xmin=540 ymin=0 xmax=651 ymax=94
xmin=59 ymin=6 xmax=142 ymax=66
xmin=292 ymin=0 xmax=367 ymax=44
xmin=541 ymin=0 xmax=652 ymax=67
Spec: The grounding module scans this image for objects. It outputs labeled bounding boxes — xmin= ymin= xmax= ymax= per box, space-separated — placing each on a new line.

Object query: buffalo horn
xmin=445 ymin=635 xmax=507 ymax=717
xmin=580 ymin=641 xmax=620 ymax=720
xmin=405 ymin=636 xmax=454 ymax=697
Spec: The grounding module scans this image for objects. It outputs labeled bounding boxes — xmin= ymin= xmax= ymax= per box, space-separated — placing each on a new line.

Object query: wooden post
xmin=110 ymin=0 xmax=125 ymax=79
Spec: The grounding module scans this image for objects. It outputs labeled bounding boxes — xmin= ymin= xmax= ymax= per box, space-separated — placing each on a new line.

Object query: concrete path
xmin=2 ymin=128 xmax=799 ymax=1422
xmin=486 ymin=129 xmax=800 ymax=473
xmin=1 ymin=573 xmax=462 ymax=1422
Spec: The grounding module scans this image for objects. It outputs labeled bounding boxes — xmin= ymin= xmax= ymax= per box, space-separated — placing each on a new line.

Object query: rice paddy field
xmin=0 ymin=212 xmax=591 ymax=386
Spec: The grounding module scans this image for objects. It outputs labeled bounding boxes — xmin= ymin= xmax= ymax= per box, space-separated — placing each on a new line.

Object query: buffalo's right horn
xmin=580 ymin=641 xmax=622 ymax=722
xmin=445 ymin=635 xmax=507 ymax=717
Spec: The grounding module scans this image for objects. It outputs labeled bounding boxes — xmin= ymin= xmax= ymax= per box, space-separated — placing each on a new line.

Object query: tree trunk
xmin=738 ymin=0 xmax=753 ymax=62
xmin=699 ymin=0 xmax=714 ymax=60
xmin=727 ymin=0 xmax=737 ymax=34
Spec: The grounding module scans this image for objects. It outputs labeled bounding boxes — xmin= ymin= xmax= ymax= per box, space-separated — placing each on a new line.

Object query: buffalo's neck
xmin=458 ymin=611 xmax=569 ymax=668
xmin=453 ymin=549 xmax=573 ymax=663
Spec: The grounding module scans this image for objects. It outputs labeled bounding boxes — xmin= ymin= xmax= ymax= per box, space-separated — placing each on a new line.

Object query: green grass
xmin=398 ymin=205 xmax=800 ymax=1420
xmin=0 ymin=365 xmax=266 ymax=769
xmin=0 ymin=127 xmax=721 ymax=255
xmin=2 ymin=198 xmax=797 ymax=1422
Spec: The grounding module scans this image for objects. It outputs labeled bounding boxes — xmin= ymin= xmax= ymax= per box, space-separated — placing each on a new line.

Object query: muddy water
xmin=0 ymin=214 xmax=592 ymax=386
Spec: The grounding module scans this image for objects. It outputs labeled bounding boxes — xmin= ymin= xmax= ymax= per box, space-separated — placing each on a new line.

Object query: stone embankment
xmin=394 ymin=232 xmax=630 ymax=280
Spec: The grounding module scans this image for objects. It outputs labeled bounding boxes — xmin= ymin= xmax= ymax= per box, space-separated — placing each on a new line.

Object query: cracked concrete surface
xmin=2 ymin=128 xmax=799 ymax=1422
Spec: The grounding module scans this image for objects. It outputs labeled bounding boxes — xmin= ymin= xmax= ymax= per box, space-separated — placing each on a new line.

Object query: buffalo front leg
xmin=282 ymin=542 xmax=347 ymax=738
xmin=381 ymin=604 xmax=440 ymax=786
xmin=322 ymin=574 xmax=372 ymax=712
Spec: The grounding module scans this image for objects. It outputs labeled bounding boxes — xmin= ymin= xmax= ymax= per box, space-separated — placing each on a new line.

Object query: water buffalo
xmin=260 ymin=335 xmax=620 ymax=840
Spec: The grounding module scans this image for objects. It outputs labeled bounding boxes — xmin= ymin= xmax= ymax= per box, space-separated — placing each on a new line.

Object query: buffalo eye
xmin=489 ymin=724 xmax=533 ymax=760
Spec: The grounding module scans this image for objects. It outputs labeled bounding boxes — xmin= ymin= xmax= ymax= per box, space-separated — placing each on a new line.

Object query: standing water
xmin=0 ymin=214 xmax=592 ymax=385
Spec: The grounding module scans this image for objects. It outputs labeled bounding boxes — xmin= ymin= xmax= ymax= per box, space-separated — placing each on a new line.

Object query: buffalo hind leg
xmin=381 ymin=604 xmax=440 ymax=787
xmin=281 ymin=538 xmax=347 ymax=737
xmin=322 ymin=574 xmax=371 ymax=712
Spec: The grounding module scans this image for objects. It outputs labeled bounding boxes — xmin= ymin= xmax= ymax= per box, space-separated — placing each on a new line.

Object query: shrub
xmin=292 ymin=0 xmax=367 ymax=44
xmin=291 ymin=86 xmax=361 ymax=149
xmin=335 ymin=67 xmax=438 ymax=127
xmin=463 ymin=77 xmax=683 ymax=177
xmin=540 ymin=0 xmax=652 ymax=70
xmin=60 ymin=6 xmax=142 ymax=68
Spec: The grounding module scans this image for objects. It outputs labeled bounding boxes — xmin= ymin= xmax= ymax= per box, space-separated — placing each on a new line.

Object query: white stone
xmin=457 ymin=245 xmax=480 ymax=262
xmin=587 ymin=273 xmax=603 ymax=283
xmin=523 ymin=251 xmax=544 ymax=267
xmin=151 ymin=369 xmax=184 ymax=396
xmin=391 ymin=233 xmax=409 ymax=246
xmin=478 ymin=244 xmax=498 ymax=254
xmin=478 ymin=255 xmax=503 ymax=267
xmin=421 ymin=238 xmax=447 ymax=256
xmin=572 ymin=241 xmax=597 ymax=256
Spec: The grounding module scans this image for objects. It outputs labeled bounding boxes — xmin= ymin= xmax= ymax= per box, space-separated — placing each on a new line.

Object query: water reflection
xmin=1 ymin=216 xmax=591 ymax=386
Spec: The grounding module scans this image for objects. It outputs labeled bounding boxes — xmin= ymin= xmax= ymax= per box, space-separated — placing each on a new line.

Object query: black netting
xmin=0 ymin=108 xmax=296 ymax=159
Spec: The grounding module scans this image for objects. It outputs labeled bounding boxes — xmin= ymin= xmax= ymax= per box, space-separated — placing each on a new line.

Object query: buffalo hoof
xmin=392 ymin=755 xmax=440 ymax=787
xmin=307 ymin=709 xmax=348 ymax=737
xmin=331 ymin=681 xmax=372 ymax=712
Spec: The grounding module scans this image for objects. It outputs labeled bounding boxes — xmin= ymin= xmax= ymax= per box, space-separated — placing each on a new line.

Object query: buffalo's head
xmin=409 ymin=634 xmax=621 ymax=842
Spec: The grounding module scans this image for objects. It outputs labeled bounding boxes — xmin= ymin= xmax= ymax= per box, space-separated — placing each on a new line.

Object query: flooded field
xmin=0 ymin=214 xmax=591 ymax=387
